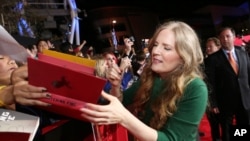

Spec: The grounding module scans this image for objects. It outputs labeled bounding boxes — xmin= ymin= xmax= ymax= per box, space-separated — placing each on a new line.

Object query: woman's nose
xmin=152 ymin=46 xmax=160 ymax=54
xmin=8 ymin=57 xmax=16 ymax=65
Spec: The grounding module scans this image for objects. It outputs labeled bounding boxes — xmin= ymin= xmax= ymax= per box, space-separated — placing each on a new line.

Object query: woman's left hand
xmin=11 ymin=65 xmax=28 ymax=84
xmin=80 ymin=91 xmax=127 ymax=125
xmin=13 ymin=80 xmax=51 ymax=106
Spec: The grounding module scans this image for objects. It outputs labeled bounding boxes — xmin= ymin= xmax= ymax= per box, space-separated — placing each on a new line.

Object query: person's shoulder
xmin=235 ymin=45 xmax=243 ymax=49
xmin=186 ymin=78 xmax=208 ymax=93
xmin=184 ymin=77 xmax=208 ymax=99
xmin=235 ymin=46 xmax=246 ymax=52
xmin=208 ymin=49 xmax=222 ymax=57
xmin=188 ymin=77 xmax=206 ymax=87
xmin=205 ymin=49 xmax=222 ymax=62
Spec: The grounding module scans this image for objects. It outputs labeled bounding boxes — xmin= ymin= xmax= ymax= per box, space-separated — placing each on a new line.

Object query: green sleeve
xmin=122 ymin=81 xmax=140 ymax=106
xmin=157 ymin=78 xmax=208 ymax=141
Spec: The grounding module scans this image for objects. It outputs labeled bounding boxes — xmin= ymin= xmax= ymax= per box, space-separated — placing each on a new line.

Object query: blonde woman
xmin=93 ymin=54 xmax=107 ymax=78
xmin=80 ymin=21 xmax=208 ymax=141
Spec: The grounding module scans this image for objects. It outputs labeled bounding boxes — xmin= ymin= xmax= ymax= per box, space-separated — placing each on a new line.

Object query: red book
xmin=37 ymin=53 xmax=94 ymax=75
xmin=27 ymin=56 xmax=106 ymax=121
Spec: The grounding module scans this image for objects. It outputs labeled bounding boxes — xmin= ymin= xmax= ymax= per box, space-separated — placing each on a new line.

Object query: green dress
xmin=123 ymin=77 xmax=208 ymax=141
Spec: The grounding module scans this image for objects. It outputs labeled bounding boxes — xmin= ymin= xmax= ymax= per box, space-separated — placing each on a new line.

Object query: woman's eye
xmin=164 ymin=47 xmax=171 ymax=50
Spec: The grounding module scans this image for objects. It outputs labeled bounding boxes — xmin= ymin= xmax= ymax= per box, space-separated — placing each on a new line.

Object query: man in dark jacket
xmin=205 ymin=27 xmax=250 ymax=141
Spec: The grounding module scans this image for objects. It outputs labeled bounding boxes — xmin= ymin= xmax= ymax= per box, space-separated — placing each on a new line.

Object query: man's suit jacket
xmin=205 ymin=47 xmax=250 ymax=113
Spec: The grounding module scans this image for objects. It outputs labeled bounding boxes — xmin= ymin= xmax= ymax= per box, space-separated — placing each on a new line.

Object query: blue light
xmin=14 ymin=1 xmax=35 ymax=38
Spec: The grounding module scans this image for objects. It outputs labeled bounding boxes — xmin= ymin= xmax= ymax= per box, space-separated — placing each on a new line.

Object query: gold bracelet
xmin=0 ymin=85 xmax=6 ymax=107
xmin=0 ymin=85 xmax=6 ymax=89
xmin=0 ymin=100 xmax=5 ymax=107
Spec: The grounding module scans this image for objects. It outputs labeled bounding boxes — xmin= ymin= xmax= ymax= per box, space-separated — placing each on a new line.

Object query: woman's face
xmin=124 ymin=38 xmax=134 ymax=49
xmin=31 ymin=45 xmax=38 ymax=55
xmin=206 ymin=40 xmax=220 ymax=55
xmin=105 ymin=53 xmax=117 ymax=67
xmin=151 ymin=28 xmax=182 ymax=77
xmin=37 ymin=41 xmax=49 ymax=53
xmin=0 ymin=55 xmax=18 ymax=85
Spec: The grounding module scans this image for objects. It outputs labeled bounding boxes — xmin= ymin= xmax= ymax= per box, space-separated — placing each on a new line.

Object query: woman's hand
xmin=81 ymin=92 xmax=158 ymax=141
xmin=106 ymin=62 xmax=123 ymax=88
xmin=13 ymin=80 xmax=51 ymax=106
xmin=10 ymin=65 xmax=51 ymax=106
xmin=80 ymin=91 xmax=128 ymax=125
xmin=119 ymin=57 xmax=131 ymax=72
xmin=11 ymin=65 xmax=28 ymax=84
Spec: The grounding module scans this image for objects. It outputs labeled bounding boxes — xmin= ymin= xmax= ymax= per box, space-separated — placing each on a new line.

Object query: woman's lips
xmin=9 ymin=67 xmax=17 ymax=71
xmin=152 ymin=58 xmax=162 ymax=63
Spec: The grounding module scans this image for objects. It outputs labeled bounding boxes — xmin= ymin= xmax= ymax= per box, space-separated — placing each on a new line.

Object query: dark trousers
xmin=219 ymin=107 xmax=249 ymax=141
xmin=207 ymin=110 xmax=221 ymax=141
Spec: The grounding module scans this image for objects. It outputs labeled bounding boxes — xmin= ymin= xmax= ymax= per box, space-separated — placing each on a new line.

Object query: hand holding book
xmin=13 ymin=80 xmax=51 ymax=106
xmin=27 ymin=52 xmax=106 ymax=121
xmin=0 ymin=63 xmax=51 ymax=108
xmin=10 ymin=65 xmax=51 ymax=107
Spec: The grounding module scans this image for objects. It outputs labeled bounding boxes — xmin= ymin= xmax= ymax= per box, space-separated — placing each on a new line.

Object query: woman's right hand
xmin=13 ymin=80 xmax=51 ymax=106
xmin=119 ymin=57 xmax=131 ymax=72
xmin=106 ymin=62 xmax=123 ymax=88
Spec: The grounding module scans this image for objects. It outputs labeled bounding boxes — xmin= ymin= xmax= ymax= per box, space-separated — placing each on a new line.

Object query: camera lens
xmin=129 ymin=36 xmax=135 ymax=42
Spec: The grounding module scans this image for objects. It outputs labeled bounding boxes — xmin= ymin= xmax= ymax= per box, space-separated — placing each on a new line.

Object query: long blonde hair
xmin=92 ymin=54 xmax=107 ymax=78
xmin=128 ymin=21 xmax=204 ymax=129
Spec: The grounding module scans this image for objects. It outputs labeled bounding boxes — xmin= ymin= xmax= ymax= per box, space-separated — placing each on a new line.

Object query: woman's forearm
xmin=121 ymin=108 xmax=158 ymax=141
xmin=110 ymin=86 xmax=123 ymax=101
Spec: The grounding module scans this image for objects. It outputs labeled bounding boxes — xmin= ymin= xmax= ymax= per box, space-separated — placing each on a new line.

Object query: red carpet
xmin=199 ymin=114 xmax=212 ymax=141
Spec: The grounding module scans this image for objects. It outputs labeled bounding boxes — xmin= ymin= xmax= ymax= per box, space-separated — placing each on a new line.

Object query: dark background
xmin=75 ymin=0 xmax=248 ymax=19
xmin=74 ymin=0 xmax=249 ymax=45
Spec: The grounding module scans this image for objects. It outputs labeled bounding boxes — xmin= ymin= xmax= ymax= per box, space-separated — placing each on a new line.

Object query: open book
xmin=0 ymin=108 xmax=40 ymax=141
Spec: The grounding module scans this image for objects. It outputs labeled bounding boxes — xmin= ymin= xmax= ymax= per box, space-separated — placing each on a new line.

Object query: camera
xmin=129 ymin=36 xmax=135 ymax=42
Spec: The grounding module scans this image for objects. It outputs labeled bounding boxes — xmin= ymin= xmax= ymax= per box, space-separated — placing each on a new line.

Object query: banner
xmin=0 ymin=25 xmax=29 ymax=63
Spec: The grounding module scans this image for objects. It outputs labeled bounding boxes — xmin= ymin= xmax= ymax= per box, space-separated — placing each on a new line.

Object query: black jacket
xmin=204 ymin=47 xmax=250 ymax=113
